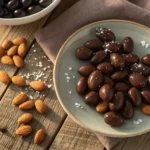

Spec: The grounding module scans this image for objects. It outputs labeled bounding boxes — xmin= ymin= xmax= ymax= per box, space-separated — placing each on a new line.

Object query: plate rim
xmin=53 ymin=19 xmax=150 ymax=137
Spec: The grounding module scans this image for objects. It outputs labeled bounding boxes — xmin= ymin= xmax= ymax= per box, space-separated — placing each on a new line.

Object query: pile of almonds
xmin=75 ymin=27 xmax=150 ymax=126
xmin=0 ymin=37 xmax=48 ymax=144
xmin=0 ymin=37 xmax=27 ymax=68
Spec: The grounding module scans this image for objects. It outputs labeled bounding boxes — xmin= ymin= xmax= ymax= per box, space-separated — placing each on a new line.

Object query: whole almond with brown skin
xmin=1 ymin=40 xmax=13 ymax=50
xmin=0 ymin=46 xmax=5 ymax=57
xmin=34 ymin=129 xmax=45 ymax=144
xmin=18 ymin=113 xmax=33 ymax=124
xmin=29 ymin=81 xmax=46 ymax=91
xmin=1 ymin=55 xmax=14 ymax=65
xmin=16 ymin=125 xmax=32 ymax=136
xmin=7 ymin=46 xmax=18 ymax=56
xmin=18 ymin=43 xmax=27 ymax=57
xmin=35 ymin=100 xmax=47 ymax=114
xmin=142 ymin=105 xmax=150 ymax=115
xmin=0 ymin=70 xmax=10 ymax=84
xmin=12 ymin=76 xmax=26 ymax=87
xmin=13 ymin=37 xmax=26 ymax=45
xmin=13 ymin=55 xmax=24 ymax=68
xmin=19 ymin=100 xmax=35 ymax=110
xmin=12 ymin=92 xmax=27 ymax=105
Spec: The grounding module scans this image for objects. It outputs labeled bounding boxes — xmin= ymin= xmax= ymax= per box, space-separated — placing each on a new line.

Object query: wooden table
xmin=0 ymin=0 xmax=150 ymax=150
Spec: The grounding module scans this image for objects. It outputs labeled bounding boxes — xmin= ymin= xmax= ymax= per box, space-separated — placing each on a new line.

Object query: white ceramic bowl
xmin=0 ymin=0 xmax=61 ymax=26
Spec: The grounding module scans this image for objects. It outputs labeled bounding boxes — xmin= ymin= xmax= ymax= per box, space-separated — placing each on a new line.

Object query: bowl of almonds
xmin=54 ymin=20 xmax=150 ymax=137
xmin=0 ymin=0 xmax=60 ymax=25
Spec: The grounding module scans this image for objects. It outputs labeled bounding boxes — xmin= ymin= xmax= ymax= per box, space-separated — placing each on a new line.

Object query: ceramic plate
xmin=54 ymin=20 xmax=150 ymax=137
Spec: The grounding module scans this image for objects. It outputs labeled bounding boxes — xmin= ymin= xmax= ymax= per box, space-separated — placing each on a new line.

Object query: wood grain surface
xmin=0 ymin=0 xmax=150 ymax=150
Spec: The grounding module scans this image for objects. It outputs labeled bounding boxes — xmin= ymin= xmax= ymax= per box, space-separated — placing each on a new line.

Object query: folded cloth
xmin=35 ymin=0 xmax=150 ymax=149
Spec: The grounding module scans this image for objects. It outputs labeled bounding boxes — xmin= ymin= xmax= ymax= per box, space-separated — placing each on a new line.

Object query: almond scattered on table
xmin=7 ymin=46 xmax=18 ymax=56
xmin=29 ymin=81 xmax=46 ymax=91
xmin=16 ymin=125 xmax=32 ymax=136
xmin=18 ymin=43 xmax=27 ymax=57
xmin=19 ymin=100 xmax=35 ymax=110
xmin=13 ymin=37 xmax=26 ymax=46
xmin=18 ymin=113 xmax=33 ymax=124
xmin=35 ymin=100 xmax=47 ymax=114
xmin=0 ymin=46 xmax=5 ymax=57
xmin=1 ymin=55 xmax=14 ymax=65
xmin=1 ymin=40 xmax=13 ymax=50
xmin=12 ymin=92 xmax=27 ymax=105
xmin=13 ymin=55 xmax=24 ymax=68
xmin=34 ymin=129 xmax=45 ymax=144
xmin=12 ymin=76 xmax=26 ymax=87
xmin=0 ymin=70 xmax=11 ymax=84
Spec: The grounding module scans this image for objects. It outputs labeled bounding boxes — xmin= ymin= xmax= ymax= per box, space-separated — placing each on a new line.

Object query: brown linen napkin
xmin=35 ymin=0 xmax=150 ymax=149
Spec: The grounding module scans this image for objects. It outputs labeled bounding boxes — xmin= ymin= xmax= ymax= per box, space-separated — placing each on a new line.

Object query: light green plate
xmin=54 ymin=20 xmax=150 ymax=137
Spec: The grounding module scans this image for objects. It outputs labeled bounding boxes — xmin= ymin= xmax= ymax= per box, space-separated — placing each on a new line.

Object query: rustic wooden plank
xmin=50 ymin=117 xmax=104 ymax=150
xmin=113 ymin=132 xmax=150 ymax=150
xmin=0 ymin=15 xmax=49 ymax=98
xmin=0 ymin=43 xmax=66 ymax=150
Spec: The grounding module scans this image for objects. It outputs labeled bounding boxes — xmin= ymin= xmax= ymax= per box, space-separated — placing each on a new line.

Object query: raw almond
xmin=18 ymin=113 xmax=33 ymax=124
xmin=12 ymin=76 xmax=26 ymax=87
xmin=142 ymin=105 xmax=150 ymax=115
xmin=29 ymin=81 xmax=46 ymax=91
xmin=0 ymin=46 xmax=5 ymax=57
xmin=0 ymin=70 xmax=10 ymax=84
xmin=34 ymin=129 xmax=45 ymax=144
xmin=35 ymin=100 xmax=47 ymax=114
xmin=18 ymin=43 xmax=27 ymax=57
xmin=7 ymin=46 xmax=18 ymax=56
xmin=12 ymin=92 xmax=27 ymax=105
xmin=1 ymin=55 xmax=14 ymax=65
xmin=13 ymin=37 xmax=26 ymax=45
xmin=19 ymin=100 xmax=35 ymax=110
xmin=1 ymin=40 xmax=13 ymax=50
xmin=16 ymin=125 xmax=32 ymax=136
xmin=13 ymin=55 xmax=24 ymax=68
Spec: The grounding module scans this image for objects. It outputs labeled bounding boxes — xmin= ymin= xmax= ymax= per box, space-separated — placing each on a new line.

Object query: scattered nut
xmin=12 ymin=76 xmax=26 ymax=87
xmin=13 ymin=55 xmax=24 ymax=68
xmin=7 ymin=46 xmax=18 ymax=56
xmin=16 ymin=125 xmax=32 ymax=136
xmin=18 ymin=113 xmax=33 ymax=124
xmin=13 ymin=37 xmax=26 ymax=46
xmin=19 ymin=100 xmax=35 ymax=110
xmin=12 ymin=92 xmax=27 ymax=105
xmin=35 ymin=100 xmax=47 ymax=114
xmin=1 ymin=55 xmax=14 ymax=65
xmin=0 ymin=70 xmax=11 ymax=84
xmin=1 ymin=40 xmax=13 ymax=50
xmin=34 ymin=129 xmax=45 ymax=144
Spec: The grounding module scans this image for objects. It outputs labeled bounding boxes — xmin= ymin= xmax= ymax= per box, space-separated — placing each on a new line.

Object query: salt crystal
xmin=66 ymin=76 xmax=71 ymax=80
xmin=69 ymin=67 xmax=73 ymax=70
xmin=43 ymin=67 xmax=47 ymax=71
xmin=33 ymin=49 xmax=36 ymax=52
xmin=64 ymin=73 xmax=68 ymax=76
xmin=80 ymin=106 xmax=83 ymax=109
xmin=43 ymin=95 xmax=45 ymax=97
xmin=141 ymin=41 xmax=146 ymax=47
xmin=47 ymin=66 xmax=50 ymax=68
xmin=73 ymin=76 xmax=76 ymax=79
xmin=133 ymin=121 xmax=140 ymax=125
xmin=48 ymin=84 xmax=52 ymax=88
xmin=145 ymin=43 xmax=149 ymax=49
xmin=138 ymin=119 xmax=143 ymax=123
xmin=67 ymin=80 xmax=69 ymax=83
xmin=34 ymin=58 xmax=37 ymax=60
xmin=48 ymin=60 xmax=51 ymax=62
xmin=32 ymin=44 xmax=35 ymax=48
xmin=29 ymin=96 xmax=33 ymax=99
xmin=69 ymin=91 xmax=72 ymax=94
